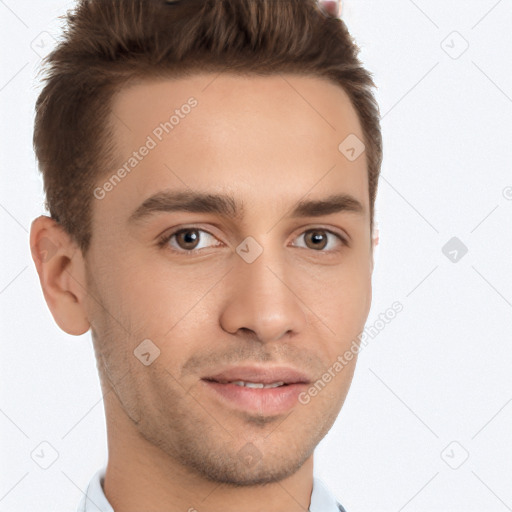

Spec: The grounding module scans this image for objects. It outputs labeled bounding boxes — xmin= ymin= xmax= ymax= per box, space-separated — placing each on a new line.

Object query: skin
xmin=30 ymin=73 xmax=376 ymax=512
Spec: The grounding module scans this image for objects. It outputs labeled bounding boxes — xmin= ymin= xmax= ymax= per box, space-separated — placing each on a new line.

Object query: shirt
xmin=76 ymin=467 xmax=347 ymax=512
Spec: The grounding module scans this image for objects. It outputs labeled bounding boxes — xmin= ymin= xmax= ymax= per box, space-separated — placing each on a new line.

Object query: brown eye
xmin=159 ymin=227 xmax=222 ymax=254
xmin=175 ymin=229 xmax=199 ymax=249
xmin=175 ymin=228 xmax=201 ymax=250
xmin=292 ymin=228 xmax=347 ymax=252
xmin=304 ymin=230 xmax=328 ymax=250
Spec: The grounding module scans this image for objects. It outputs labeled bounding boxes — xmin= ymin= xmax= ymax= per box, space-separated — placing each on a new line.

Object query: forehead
xmin=96 ymin=73 xmax=369 ymax=227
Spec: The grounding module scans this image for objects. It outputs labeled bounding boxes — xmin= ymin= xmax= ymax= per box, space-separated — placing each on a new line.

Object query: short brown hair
xmin=33 ymin=0 xmax=382 ymax=255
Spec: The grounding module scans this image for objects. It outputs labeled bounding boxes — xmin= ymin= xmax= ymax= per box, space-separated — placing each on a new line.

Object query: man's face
xmin=85 ymin=73 xmax=373 ymax=485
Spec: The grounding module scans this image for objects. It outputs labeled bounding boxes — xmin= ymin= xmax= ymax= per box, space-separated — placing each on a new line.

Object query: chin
xmin=178 ymin=440 xmax=314 ymax=487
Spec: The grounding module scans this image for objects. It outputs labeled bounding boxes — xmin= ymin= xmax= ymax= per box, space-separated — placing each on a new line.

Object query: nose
xmin=219 ymin=247 xmax=308 ymax=344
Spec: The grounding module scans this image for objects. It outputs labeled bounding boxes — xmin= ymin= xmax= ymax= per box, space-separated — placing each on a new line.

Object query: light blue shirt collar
xmin=76 ymin=467 xmax=345 ymax=512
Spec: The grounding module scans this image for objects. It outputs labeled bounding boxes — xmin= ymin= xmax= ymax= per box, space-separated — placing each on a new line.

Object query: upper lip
xmin=202 ymin=365 xmax=311 ymax=385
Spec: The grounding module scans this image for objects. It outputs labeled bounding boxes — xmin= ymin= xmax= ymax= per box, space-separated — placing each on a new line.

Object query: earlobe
xmin=29 ymin=215 xmax=91 ymax=336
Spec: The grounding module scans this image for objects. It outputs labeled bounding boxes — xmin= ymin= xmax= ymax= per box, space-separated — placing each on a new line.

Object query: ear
xmin=370 ymin=224 xmax=379 ymax=273
xmin=29 ymin=215 xmax=91 ymax=336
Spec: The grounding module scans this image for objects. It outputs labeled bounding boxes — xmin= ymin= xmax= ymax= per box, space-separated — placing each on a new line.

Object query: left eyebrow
xmin=127 ymin=190 xmax=365 ymax=224
xmin=290 ymin=193 xmax=365 ymax=218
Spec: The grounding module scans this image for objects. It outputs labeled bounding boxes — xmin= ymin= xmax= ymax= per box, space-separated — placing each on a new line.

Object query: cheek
xmin=303 ymin=273 xmax=371 ymax=368
xmin=303 ymin=256 xmax=371 ymax=321
xmin=100 ymin=250 xmax=211 ymax=326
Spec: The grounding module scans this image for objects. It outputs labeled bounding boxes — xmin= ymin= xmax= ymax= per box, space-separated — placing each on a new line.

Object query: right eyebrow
xmin=128 ymin=190 xmax=244 ymax=225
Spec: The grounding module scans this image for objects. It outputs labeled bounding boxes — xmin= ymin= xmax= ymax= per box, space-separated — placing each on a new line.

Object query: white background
xmin=1 ymin=1 xmax=511 ymax=511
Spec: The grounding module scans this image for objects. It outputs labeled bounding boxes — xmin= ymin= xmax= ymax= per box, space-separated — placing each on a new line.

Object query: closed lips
xmin=201 ymin=365 xmax=311 ymax=415
xmin=201 ymin=365 xmax=311 ymax=386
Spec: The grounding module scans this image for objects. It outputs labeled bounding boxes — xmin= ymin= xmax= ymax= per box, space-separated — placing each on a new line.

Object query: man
xmin=30 ymin=0 xmax=382 ymax=510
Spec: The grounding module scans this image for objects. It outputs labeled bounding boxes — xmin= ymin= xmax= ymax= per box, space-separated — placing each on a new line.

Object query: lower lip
xmin=201 ymin=380 xmax=308 ymax=416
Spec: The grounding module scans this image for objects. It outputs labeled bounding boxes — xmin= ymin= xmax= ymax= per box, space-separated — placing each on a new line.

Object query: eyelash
xmin=157 ymin=225 xmax=349 ymax=256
